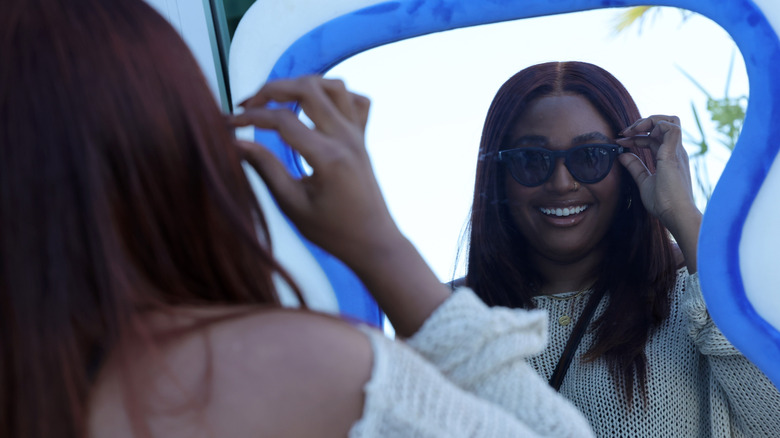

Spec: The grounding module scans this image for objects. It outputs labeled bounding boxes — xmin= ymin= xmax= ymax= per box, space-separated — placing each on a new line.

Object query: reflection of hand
xmin=229 ymin=76 xmax=399 ymax=268
xmin=617 ymin=115 xmax=702 ymax=272
xmin=230 ymin=76 xmax=449 ymax=336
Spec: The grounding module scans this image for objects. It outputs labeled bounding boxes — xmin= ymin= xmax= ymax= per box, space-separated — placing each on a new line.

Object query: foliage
xmin=678 ymin=53 xmax=747 ymax=205
xmin=612 ymin=6 xmax=693 ymax=35
xmin=678 ymin=56 xmax=746 ymax=153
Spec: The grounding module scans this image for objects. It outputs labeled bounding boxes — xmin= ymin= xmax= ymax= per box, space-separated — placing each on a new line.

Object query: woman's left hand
xmin=617 ymin=115 xmax=702 ymax=272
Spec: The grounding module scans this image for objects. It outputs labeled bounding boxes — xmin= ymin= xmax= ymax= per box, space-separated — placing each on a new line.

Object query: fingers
xmin=617 ymin=115 xmax=684 ymax=163
xmin=618 ymin=152 xmax=652 ymax=187
xmin=230 ymin=107 xmax=330 ymax=169
xmin=234 ymin=140 xmax=306 ymax=214
xmin=320 ymin=82 xmax=370 ymax=129
xmin=320 ymin=78 xmax=363 ymax=125
xmin=620 ymin=115 xmax=680 ymax=135
xmin=617 ymin=116 xmax=696 ymax=223
xmin=616 ymin=133 xmax=661 ymax=159
xmin=229 ymin=74 xmax=374 ymax=224
xmin=619 ymin=115 xmax=680 ymax=147
xmin=238 ymin=76 xmax=368 ymax=136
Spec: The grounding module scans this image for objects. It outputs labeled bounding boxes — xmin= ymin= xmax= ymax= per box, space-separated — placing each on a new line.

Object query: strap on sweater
xmin=548 ymin=287 xmax=606 ymax=391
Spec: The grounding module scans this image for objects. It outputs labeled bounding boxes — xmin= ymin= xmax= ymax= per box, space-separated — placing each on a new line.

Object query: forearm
xmin=344 ymin=230 xmax=450 ymax=338
xmin=664 ymin=205 xmax=702 ymax=273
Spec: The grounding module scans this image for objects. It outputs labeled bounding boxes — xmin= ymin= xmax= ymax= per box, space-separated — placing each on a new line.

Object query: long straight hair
xmin=0 ymin=1 xmax=299 ymax=436
xmin=466 ymin=62 xmax=678 ymax=404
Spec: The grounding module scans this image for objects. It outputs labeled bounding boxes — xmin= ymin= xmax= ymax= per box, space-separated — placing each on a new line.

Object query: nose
xmin=545 ymin=157 xmax=577 ymax=193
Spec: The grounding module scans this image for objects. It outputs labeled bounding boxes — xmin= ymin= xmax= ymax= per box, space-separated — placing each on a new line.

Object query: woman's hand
xmin=229 ymin=76 xmax=449 ymax=337
xmin=229 ymin=76 xmax=399 ymax=267
xmin=617 ymin=115 xmax=703 ymax=272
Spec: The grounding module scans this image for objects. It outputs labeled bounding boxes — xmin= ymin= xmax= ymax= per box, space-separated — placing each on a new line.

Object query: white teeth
xmin=540 ymin=205 xmax=588 ymax=217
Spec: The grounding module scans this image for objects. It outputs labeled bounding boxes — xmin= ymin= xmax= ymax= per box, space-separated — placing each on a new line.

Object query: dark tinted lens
xmin=506 ymin=149 xmax=551 ymax=185
xmin=567 ymin=146 xmax=613 ymax=182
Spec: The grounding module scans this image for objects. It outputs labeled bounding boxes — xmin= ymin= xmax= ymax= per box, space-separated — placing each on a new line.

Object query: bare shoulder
xmin=216 ymin=309 xmax=374 ymax=383
xmin=208 ymin=309 xmax=374 ymax=437
xmin=89 ymin=309 xmax=374 ymax=438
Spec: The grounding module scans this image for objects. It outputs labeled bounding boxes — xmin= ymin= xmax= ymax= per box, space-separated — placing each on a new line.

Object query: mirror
xmin=325 ymin=7 xmax=748 ymax=282
xmin=229 ymin=0 xmax=780 ymax=388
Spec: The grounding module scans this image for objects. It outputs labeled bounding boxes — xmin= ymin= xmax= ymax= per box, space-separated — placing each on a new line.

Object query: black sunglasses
xmin=498 ymin=143 xmax=625 ymax=187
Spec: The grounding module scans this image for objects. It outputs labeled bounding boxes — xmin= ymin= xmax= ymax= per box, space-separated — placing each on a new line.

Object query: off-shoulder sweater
xmin=349 ymin=288 xmax=596 ymax=437
xmin=529 ymin=269 xmax=780 ymax=437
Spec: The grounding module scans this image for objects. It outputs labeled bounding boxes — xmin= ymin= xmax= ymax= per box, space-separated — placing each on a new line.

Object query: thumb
xmin=618 ymin=152 xmax=651 ymax=188
xmin=235 ymin=140 xmax=307 ymax=216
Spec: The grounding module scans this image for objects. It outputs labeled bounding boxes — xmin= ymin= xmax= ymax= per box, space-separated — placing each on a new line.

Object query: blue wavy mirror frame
xmin=246 ymin=0 xmax=780 ymax=387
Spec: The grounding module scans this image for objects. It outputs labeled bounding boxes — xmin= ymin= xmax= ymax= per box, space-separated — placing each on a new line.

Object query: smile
xmin=539 ymin=205 xmax=588 ymax=217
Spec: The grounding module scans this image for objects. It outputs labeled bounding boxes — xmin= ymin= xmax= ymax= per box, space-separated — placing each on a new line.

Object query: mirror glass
xmin=325 ymin=7 xmax=748 ymax=282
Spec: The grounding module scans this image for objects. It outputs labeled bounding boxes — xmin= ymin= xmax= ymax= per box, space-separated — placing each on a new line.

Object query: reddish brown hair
xmin=466 ymin=62 xmax=678 ymax=403
xmin=1 ymin=0 xmax=298 ymax=436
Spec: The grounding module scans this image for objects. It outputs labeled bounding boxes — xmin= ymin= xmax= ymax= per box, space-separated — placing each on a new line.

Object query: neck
xmin=530 ymin=248 xmax=603 ymax=296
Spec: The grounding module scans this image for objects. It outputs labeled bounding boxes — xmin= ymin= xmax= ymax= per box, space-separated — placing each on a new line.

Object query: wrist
xmin=345 ymin=230 xmax=450 ymax=337
xmin=664 ymin=205 xmax=702 ymax=273
xmin=335 ymin=222 xmax=409 ymax=273
xmin=663 ymin=204 xmax=702 ymax=239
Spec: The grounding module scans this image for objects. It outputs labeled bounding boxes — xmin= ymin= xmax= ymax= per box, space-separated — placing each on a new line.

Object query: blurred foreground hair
xmin=0 ymin=0 xmax=298 ymax=436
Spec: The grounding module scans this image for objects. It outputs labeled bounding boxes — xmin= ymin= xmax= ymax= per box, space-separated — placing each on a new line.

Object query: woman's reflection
xmin=461 ymin=61 xmax=780 ymax=436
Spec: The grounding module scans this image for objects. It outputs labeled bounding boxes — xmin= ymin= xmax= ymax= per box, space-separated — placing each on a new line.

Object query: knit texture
xmin=529 ymin=268 xmax=780 ymax=437
xmin=350 ymin=289 xmax=595 ymax=437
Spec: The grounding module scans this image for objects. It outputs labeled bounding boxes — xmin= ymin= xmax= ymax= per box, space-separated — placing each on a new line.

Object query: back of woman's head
xmin=467 ymin=61 xmax=677 ymax=403
xmin=1 ymin=1 xmax=289 ymax=436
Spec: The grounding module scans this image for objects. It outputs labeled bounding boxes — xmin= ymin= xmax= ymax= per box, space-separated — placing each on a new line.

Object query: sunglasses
xmin=498 ymin=143 xmax=625 ymax=187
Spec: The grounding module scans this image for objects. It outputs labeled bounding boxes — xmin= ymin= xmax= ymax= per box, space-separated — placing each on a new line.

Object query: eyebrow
xmin=571 ymin=132 xmax=612 ymax=144
xmin=509 ymin=131 xmax=611 ymax=148
xmin=510 ymin=135 xmax=548 ymax=147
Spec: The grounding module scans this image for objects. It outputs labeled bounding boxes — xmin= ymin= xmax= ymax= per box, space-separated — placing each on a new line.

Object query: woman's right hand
xmin=229 ymin=76 xmax=401 ymax=268
xmin=230 ymin=76 xmax=450 ymax=337
xmin=617 ymin=115 xmax=702 ymax=272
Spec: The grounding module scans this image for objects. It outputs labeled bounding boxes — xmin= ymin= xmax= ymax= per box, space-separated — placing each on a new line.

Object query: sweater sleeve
xmin=350 ymin=328 xmax=571 ymax=437
xmin=401 ymin=287 xmax=594 ymax=438
xmin=683 ymin=272 xmax=780 ymax=436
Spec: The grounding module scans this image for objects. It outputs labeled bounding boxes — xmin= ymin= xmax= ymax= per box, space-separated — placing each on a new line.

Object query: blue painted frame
xmin=255 ymin=0 xmax=780 ymax=386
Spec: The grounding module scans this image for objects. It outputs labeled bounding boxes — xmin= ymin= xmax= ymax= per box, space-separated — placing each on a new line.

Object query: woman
xmin=465 ymin=61 xmax=780 ymax=436
xmin=0 ymin=1 xmax=596 ymax=437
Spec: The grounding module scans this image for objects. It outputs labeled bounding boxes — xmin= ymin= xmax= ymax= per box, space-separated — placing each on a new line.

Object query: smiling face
xmin=504 ymin=93 xmax=623 ymax=265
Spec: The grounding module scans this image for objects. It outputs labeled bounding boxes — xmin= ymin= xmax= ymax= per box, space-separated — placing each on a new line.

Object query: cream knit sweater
xmin=349 ymin=288 xmax=596 ymax=437
xmin=530 ymin=269 xmax=780 ymax=437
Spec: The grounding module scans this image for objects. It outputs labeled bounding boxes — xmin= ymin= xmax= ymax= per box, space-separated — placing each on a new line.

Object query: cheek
xmin=595 ymin=169 xmax=625 ymax=212
xmin=503 ymin=176 xmax=537 ymax=228
xmin=503 ymin=173 xmax=517 ymax=200
xmin=503 ymin=174 xmax=532 ymax=207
